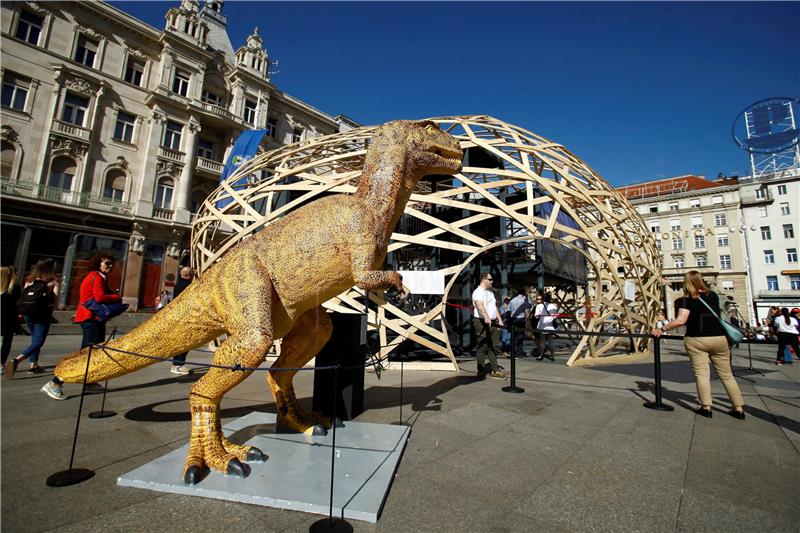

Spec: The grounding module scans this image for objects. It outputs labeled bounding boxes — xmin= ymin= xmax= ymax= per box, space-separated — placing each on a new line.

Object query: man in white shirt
xmin=532 ymin=293 xmax=558 ymax=360
xmin=472 ymin=273 xmax=505 ymax=379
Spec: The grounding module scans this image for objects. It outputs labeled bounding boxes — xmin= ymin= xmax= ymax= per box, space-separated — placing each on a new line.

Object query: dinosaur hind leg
xmin=267 ymin=306 xmax=333 ymax=434
xmin=184 ymin=328 xmax=272 ymax=485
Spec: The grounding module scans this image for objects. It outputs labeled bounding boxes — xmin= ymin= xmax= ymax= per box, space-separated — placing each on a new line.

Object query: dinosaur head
xmin=368 ymin=120 xmax=463 ymax=178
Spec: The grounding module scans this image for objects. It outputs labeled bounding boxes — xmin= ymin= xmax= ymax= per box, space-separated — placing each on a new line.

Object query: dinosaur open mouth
xmin=429 ymin=147 xmax=463 ymax=164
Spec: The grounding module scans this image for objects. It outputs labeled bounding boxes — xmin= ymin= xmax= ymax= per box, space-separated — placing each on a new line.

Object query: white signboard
xmin=398 ymin=271 xmax=445 ymax=295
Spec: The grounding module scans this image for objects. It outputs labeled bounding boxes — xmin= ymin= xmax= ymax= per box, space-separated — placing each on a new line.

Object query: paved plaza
xmin=1 ymin=334 xmax=798 ymax=532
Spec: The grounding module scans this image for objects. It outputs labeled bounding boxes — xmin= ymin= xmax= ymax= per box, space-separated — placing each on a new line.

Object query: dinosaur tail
xmin=55 ymin=285 xmax=220 ymax=384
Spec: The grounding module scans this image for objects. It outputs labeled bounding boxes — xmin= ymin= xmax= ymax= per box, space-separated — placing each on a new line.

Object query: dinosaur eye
xmin=424 ymin=124 xmax=437 ymax=135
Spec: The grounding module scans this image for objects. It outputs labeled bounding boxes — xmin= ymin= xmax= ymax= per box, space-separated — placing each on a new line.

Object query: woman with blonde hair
xmin=1 ymin=265 xmax=22 ymax=373
xmin=5 ymin=259 xmax=59 ymax=378
xmin=652 ymin=270 xmax=745 ymax=419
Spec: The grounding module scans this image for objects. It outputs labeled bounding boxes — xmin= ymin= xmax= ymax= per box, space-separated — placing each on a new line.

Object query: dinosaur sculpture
xmin=53 ymin=120 xmax=463 ymax=484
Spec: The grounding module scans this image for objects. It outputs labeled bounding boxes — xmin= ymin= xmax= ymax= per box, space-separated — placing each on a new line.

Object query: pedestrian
xmin=5 ymin=259 xmax=59 ymax=378
xmin=652 ymin=270 xmax=745 ymax=419
xmin=532 ymin=293 xmax=557 ymax=361
xmin=41 ymin=252 xmax=121 ymax=400
xmin=169 ymin=266 xmax=194 ymax=375
xmin=498 ymin=296 xmax=511 ymax=356
xmin=472 ymin=272 xmax=505 ymax=379
xmin=1 ymin=265 xmax=22 ymax=374
xmin=508 ymin=288 xmax=530 ymax=358
xmin=766 ymin=306 xmax=781 ymax=340
xmin=773 ymin=307 xmax=799 ymax=366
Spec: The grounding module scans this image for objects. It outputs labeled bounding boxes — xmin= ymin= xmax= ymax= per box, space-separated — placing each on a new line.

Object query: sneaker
xmin=489 ymin=369 xmax=506 ymax=379
xmin=775 ymin=360 xmax=784 ymax=366
xmin=27 ymin=365 xmax=45 ymax=374
xmin=170 ymin=365 xmax=191 ymax=375
xmin=41 ymin=381 xmax=66 ymax=400
xmin=4 ymin=358 xmax=19 ymax=379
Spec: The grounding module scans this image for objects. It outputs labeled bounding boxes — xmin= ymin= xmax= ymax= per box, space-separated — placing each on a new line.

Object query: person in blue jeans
xmin=5 ymin=259 xmax=59 ymax=378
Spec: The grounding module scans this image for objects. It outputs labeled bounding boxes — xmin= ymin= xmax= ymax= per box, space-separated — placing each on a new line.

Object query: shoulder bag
xmin=82 ymin=273 xmax=129 ymax=322
xmin=697 ymin=296 xmax=744 ymax=346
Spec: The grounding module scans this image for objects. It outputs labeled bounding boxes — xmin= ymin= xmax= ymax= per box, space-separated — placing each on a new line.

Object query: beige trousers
xmin=684 ymin=335 xmax=744 ymax=408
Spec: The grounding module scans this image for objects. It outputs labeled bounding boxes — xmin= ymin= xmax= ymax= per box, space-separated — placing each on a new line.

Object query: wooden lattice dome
xmin=191 ymin=116 xmax=662 ymax=367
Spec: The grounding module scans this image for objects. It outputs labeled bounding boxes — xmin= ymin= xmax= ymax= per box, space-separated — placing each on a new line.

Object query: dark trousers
xmin=538 ymin=330 xmax=555 ymax=358
xmin=473 ymin=318 xmax=500 ymax=371
xmin=172 ymin=352 xmax=188 ymax=365
xmin=20 ymin=319 xmax=51 ymax=364
xmin=511 ymin=319 xmax=526 ymax=358
xmin=776 ymin=332 xmax=800 ymax=361
xmin=1 ymin=326 xmax=14 ymax=366
xmin=81 ymin=321 xmax=107 ymax=349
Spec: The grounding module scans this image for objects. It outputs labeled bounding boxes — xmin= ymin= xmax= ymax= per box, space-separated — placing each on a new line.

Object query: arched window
xmin=155 ymin=177 xmax=174 ymax=209
xmin=48 ymin=156 xmax=76 ymax=190
xmin=103 ymin=169 xmax=126 ymax=202
xmin=1 ymin=141 xmax=15 ymax=179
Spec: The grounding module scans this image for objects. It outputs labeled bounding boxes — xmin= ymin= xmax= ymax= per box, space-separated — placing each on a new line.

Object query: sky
xmin=112 ymin=1 xmax=799 ymax=187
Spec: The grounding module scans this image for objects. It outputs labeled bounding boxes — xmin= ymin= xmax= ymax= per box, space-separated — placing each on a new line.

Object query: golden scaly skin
xmin=53 ymin=120 xmax=463 ymax=484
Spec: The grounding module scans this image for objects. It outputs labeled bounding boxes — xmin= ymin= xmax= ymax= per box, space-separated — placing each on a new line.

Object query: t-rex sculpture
xmin=52 ymin=120 xmax=463 ymax=484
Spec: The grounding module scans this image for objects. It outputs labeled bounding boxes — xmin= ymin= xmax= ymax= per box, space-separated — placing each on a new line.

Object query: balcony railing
xmin=196 ymin=157 xmax=223 ymax=175
xmin=1 ymin=179 xmax=133 ymax=215
xmin=198 ymin=101 xmax=236 ymax=121
xmin=158 ymin=146 xmax=185 ymax=162
xmin=153 ymin=207 xmax=174 ymax=221
xmin=53 ymin=120 xmax=91 ymax=140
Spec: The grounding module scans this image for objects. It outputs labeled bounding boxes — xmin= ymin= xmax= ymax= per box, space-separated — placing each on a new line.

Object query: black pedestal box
xmin=312 ymin=312 xmax=367 ymax=421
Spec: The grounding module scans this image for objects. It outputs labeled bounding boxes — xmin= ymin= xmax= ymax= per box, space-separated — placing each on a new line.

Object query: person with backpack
xmin=1 ymin=265 xmax=22 ymax=374
xmin=5 ymin=259 xmax=59 ymax=378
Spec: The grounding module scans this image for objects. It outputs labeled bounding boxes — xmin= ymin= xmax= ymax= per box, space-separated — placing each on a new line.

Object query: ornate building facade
xmin=1 ymin=0 xmax=351 ymax=310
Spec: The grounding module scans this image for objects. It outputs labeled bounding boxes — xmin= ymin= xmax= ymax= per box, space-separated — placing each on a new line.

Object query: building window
xmin=163 ymin=121 xmax=182 ymax=150
xmin=696 ymin=255 xmax=707 ymax=267
xmin=48 ymin=157 xmax=76 ymax=190
xmin=758 ymin=206 xmax=768 ymax=217
xmin=784 ymin=224 xmax=795 ymax=239
xmin=124 ymin=57 xmax=144 ymax=86
xmin=721 ymin=280 xmax=734 ymax=291
xmin=649 ymin=222 xmax=660 ymax=233
xmin=691 ymin=216 xmax=703 ymax=229
xmin=74 ymin=35 xmax=98 ymax=68
xmin=172 ymin=69 xmax=190 ymax=97
xmin=1 ymin=74 xmax=29 ymax=111
xmin=670 ymin=219 xmax=680 ymax=231
xmin=243 ymin=99 xmax=257 ymax=125
xmin=191 ymin=189 xmax=207 ymax=213
xmin=788 ymin=248 xmax=798 ymax=263
xmin=103 ymin=170 xmax=126 ymax=202
xmin=790 ymin=275 xmax=800 ymax=291
xmin=669 ymin=202 xmax=678 ymax=211
xmin=694 ymin=235 xmax=705 ymax=248
xmin=671 ymin=237 xmax=683 ymax=251
xmin=714 ymin=213 xmax=726 ymax=226
xmin=755 ymin=188 xmax=767 ymax=199
xmin=654 ymin=239 xmax=662 ymax=252
xmin=197 ymin=139 xmax=214 ymax=160
xmin=155 ymin=178 xmax=174 ymax=209
xmin=1 ymin=141 xmax=16 ymax=178
xmin=292 ymin=127 xmax=303 ymax=143
xmin=712 ymin=195 xmax=723 ymax=204
xmin=766 ymin=276 xmax=779 ymax=291
xmin=674 ymin=256 xmax=684 ymax=268
xmin=720 ymin=255 xmax=731 ymax=270
xmin=717 ymin=234 xmax=729 ymax=247
xmin=689 ymin=199 xmax=700 ymax=208
xmin=648 ymin=205 xmax=658 ymax=213
xmin=61 ymin=93 xmax=89 ymax=126
xmin=15 ymin=9 xmax=44 ymax=45
xmin=266 ymin=117 xmax=278 ymax=140
xmin=201 ymin=90 xmax=222 ymax=107
xmin=760 ymin=226 xmax=771 ymax=240
xmin=764 ymin=250 xmax=774 ymax=264
xmin=780 ymin=202 xmax=790 ymax=216
xmin=777 ymin=184 xmax=787 ymax=195
xmin=113 ymin=111 xmax=135 ymax=143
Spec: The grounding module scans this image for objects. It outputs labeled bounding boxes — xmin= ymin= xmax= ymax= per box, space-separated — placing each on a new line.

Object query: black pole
xmin=88 ymin=379 xmax=115 ymax=419
xmin=46 ymin=346 xmax=96 ymax=486
xmin=503 ymin=323 xmax=524 ymax=393
xmin=310 ymin=365 xmax=352 ymax=533
xmin=643 ymin=336 xmax=674 ymax=411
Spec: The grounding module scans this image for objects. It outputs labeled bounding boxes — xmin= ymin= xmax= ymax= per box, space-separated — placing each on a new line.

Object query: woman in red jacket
xmin=74 ymin=253 xmax=122 ymax=349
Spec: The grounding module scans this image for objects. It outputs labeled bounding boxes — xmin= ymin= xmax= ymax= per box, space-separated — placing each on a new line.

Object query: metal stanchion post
xmin=88 ymin=379 xmax=116 ymax=418
xmin=643 ymin=336 xmax=674 ymax=411
xmin=46 ymin=346 xmax=97 ymax=487
xmin=503 ymin=323 xmax=524 ymax=393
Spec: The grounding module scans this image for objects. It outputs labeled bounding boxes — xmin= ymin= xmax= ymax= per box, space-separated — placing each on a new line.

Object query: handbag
xmin=697 ymin=296 xmax=744 ymax=346
xmin=82 ymin=298 xmax=129 ymax=322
